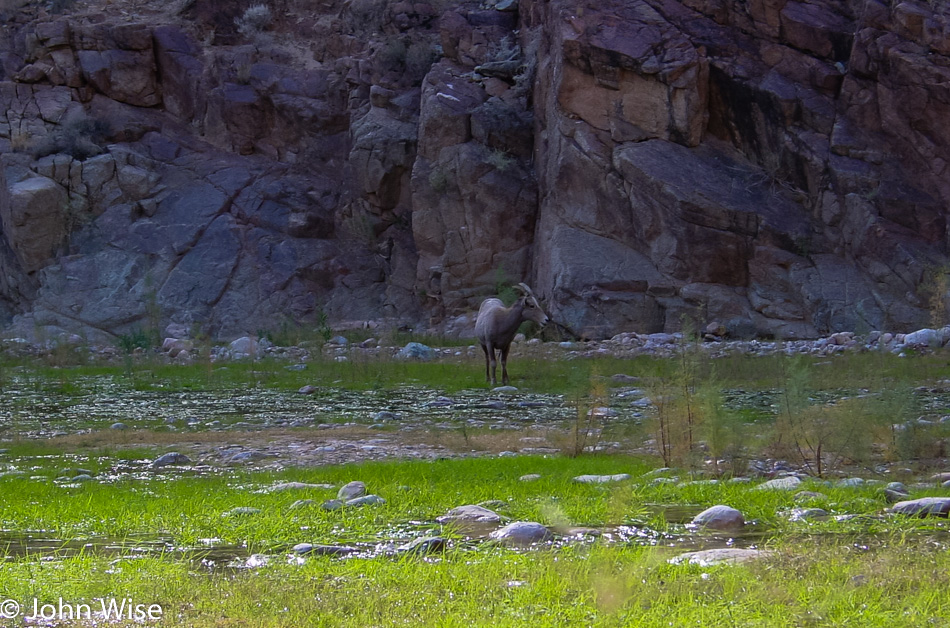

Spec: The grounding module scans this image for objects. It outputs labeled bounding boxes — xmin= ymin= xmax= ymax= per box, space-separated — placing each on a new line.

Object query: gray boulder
xmin=889 ymin=497 xmax=950 ymax=518
xmin=2 ymin=175 xmax=68 ymax=273
xmin=690 ymin=505 xmax=745 ymax=530
xmin=398 ymin=536 xmax=447 ymax=555
xmin=836 ymin=477 xmax=865 ymax=488
xmin=756 ymin=476 xmax=802 ymax=491
xmin=395 ymin=342 xmax=436 ymax=361
xmin=670 ymin=548 xmax=771 ymax=566
xmin=226 ymin=451 xmax=269 ymax=464
xmin=488 ymin=521 xmax=553 ymax=546
xmin=903 ymin=328 xmax=942 ymax=348
xmin=229 ymin=336 xmax=259 ymax=358
xmin=437 ymin=505 xmax=502 ymax=524
xmin=292 ymin=543 xmax=358 ymax=556
xmin=573 ymin=474 xmax=631 ymax=484
xmin=152 ymin=452 xmax=192 ymax=467
xmin=344 ymin=495 xmax=386 ymax=507
xmin=338 ymin=481 xmax=367 ymax=501
xmin=787 ymin=507 xmax=829 ymax=522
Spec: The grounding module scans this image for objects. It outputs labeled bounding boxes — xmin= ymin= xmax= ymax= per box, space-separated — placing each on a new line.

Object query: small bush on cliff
xmin=922 ymin=264 xmax=950 ymax=327
xmin=428 ymin=166 xmax=450 ymax=193
xmin=49 ymin=0 xmax=76 ymax=14
xmin=10 ymin=131 xmax=30 ymax=153
xmin=512 ymin=27 xmax=541 ymax=101
xmin=377 ymin=38 xmax=408 ymax=75
xmin=0 ymin=0 xmax=28 ymax=19
xmin=342 ymin=0 xmax=388 ymax=34
xmin=492 ymin=267 xmax=514 ymax=304
xmin=405 ymin=39 xmax=439 ymax=82
xmin=487 ymin=148 xmax=514 ymax=172
xmin=32 ymin=115 xmax=111 ymax=161
xmin=376 ymin=35 xmax=439 ymax=84
xmin=235 ymin=4 xmax=273 ymax=37
xmin=489 ymin=35 xmax=519 ymax=63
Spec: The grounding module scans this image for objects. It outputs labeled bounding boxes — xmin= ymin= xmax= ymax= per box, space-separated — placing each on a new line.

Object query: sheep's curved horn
xmin=516 ymin=282 xmax=535 ymax=296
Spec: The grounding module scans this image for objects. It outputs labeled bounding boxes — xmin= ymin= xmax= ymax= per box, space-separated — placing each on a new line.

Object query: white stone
xmin=756 ymin=476 xmax=802 ymax=490
xmin=437 ymin=505 xmax=502 ymax=524
xmin=670 ymin=548 xmax=771 ymax=566
xmin=229 ymin=336 xmax=258 ymax=356
xmin=903 ymin=328 xmax=941 ymax=347
xmin=573 ymin=474 xmax=631 ymax=484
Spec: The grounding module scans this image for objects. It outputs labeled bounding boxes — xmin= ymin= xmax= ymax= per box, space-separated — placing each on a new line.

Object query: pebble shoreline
xmin=4 ymin=323 xmax=950 ymax=364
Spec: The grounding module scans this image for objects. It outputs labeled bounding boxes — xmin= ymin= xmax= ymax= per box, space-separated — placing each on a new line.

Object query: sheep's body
xmin=475 ymin=284 xmax=548 ymax=386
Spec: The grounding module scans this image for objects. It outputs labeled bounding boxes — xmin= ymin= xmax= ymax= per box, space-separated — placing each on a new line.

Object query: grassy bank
xmin=0 ymin=456 xmax=948 ymax=626
xmin=1 ymin=346 xmax=950 ymax=625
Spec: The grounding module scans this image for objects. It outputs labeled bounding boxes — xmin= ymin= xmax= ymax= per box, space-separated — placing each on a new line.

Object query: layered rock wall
xmin=525 ymin=0 xmax=950 ymax=338
xmin=0 ymin=0 xmax=948 ymax=341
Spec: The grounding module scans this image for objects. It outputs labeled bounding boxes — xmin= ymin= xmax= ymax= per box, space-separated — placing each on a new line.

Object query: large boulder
xmin=74 ymin=24 xmax=161 ymax=107
xmin=0 ymin=175 xmax=68 ymax=273
xmin=153 ymin=26 xmax=205 ymax=121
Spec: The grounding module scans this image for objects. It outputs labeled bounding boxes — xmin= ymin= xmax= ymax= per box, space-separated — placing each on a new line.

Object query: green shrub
xmin=344 ymin=0 xmax=387 ymax=34
xmin=117 ymin=328 xmax=153 ymax=354
xmin=487 ymin=148 xmax=514 ymax=172
xmin=405 ymin=40 xmax=439 ymax=82
xmin=32 ymin=115 xmax=111 ymax=161
xmin=376 ymin=38 xmax=408 ymax=74
xmin=49 ymin=0 xmax=75 ymax=14
xmin=428 ymin=166 xmax=450 ymax=193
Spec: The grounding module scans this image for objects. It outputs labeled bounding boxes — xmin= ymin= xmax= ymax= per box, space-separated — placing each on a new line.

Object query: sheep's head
xmin=516 ymin=283 xmax=549 ymax=327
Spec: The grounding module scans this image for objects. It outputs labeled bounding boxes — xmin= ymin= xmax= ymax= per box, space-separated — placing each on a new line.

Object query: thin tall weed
xmin=559 ymin=371 xmax=609 ymax=457
xmin=697 ymin=378 xmax=748 ymax=476
xmin=646 ymin=327 xmax=704 ymax=468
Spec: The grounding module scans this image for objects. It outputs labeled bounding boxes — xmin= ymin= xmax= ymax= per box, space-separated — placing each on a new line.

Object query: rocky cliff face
xmin=0 ymin=0 xmax=948 ymax=343
xmin=527 ymin=0 xmax=950 ymax=339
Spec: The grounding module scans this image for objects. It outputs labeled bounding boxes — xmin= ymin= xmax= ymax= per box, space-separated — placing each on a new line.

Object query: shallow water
xmin=0 ymin=374 xmax=587 ymax=437
xmin=0 ymin=530 xmax=250 ymax=565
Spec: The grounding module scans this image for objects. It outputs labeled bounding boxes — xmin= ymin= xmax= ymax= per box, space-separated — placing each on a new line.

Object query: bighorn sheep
xmin=475 ymin=283 xmax=549 ymax=386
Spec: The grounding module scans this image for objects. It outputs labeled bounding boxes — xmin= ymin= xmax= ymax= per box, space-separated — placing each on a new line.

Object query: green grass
xmin=1 ymin=453 xmax=937 ymax=547
xmin=0 ymin=456 xmax=949 ymax=626
xmin=5 ymin=538 xmax=950 ymax=626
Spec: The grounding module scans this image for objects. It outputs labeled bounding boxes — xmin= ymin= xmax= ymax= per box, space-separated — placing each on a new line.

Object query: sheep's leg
xmin=500 ymin=344 xmax=511 ymax=385
xmin=485 ymin=342 xmax=498 ymax=386
xmin=480 ymin=344 xmax=492 ymax=383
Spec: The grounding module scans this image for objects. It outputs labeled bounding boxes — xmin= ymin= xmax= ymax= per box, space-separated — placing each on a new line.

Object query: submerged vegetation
xmin=1 ymin=341 xmax=950 ymax=624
